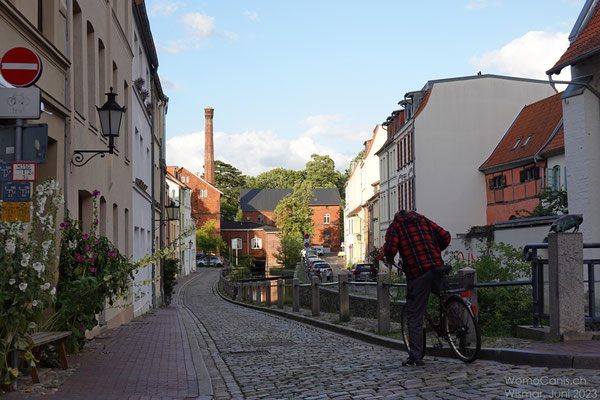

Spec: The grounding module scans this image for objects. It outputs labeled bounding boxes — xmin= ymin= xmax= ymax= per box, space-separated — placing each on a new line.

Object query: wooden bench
xmin=28 ymin=331 xmax=71 ymax=384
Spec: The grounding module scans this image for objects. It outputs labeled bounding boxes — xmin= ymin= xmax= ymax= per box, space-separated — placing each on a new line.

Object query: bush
xmin=162 ymin=259 xmax=180 ymax=306
xmin=447 ymin=242 xmax=532 ymax=337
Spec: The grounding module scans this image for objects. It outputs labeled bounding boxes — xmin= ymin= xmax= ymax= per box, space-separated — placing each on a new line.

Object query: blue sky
xmin=147 ymin=0 xmax=583 ymax=177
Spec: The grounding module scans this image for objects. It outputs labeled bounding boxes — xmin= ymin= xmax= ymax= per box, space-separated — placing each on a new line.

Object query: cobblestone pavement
xmin=183 ymin=269 xmax=600 ymax=399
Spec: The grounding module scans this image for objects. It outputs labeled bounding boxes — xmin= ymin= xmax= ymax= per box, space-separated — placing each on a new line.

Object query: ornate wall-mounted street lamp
xmin=164 ymin=201 xmax=180 ymax=221
xmin=72 ymin=87 xmax=127 ymax=167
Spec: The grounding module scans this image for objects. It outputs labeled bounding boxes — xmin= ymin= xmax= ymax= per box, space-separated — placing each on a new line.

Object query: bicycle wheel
xmin=400 ymin=306 xmax=426 ymax=360
xmin=443 ymin=297 xmax=481 ymax=363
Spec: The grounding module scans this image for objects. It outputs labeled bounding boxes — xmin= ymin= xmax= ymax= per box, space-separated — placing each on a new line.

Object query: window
xmin=232 ymin=238 xmax=242 ymax=250
xmin=258 ymin=215 xmax=264 ymax=224
xmin=204 ymin=189 xmax=208 ymax=197
xmin=488 ymin=175 xmax=506 ymax=190
xmin=511 ymin=137 xmax=523 ymax=151
xmin=521 ymin=134 xmax=533 ymax=148
xmin=199 ymin=190 xmax=203 ymax=198
xmin=324 ymin=213 xmax=330 ymax=224
xmin=324 ymin=232 xmax=331 ymax=244
xmin=520 ymin=166 xmax=540 ymax=182
xmin=251 ymin=237 xmax=262 ymax=249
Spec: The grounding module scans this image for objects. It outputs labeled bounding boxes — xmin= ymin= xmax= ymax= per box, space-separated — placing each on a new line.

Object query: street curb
xmin=215 ymin=283 xmax=600 ymax=370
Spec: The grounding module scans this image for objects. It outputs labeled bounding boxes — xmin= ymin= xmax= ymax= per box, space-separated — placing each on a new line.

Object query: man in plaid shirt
xmin=383 ymin=210 xmax=451 ymax=366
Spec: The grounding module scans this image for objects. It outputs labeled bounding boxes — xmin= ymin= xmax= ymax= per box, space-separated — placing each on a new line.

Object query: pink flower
xmin=82 ymin=234 xmax=89 ymax=240
xmin=108 ymin=249 xmax=117 ymax=257
xmin=92 ymin=190 xmax=100 ymax=197
xmin=94 ymin=219 xmax=99 ymax=225
xmin=74 ymin=253 xmax=85 ymax=263
xmin=79 ymin=325 xmax=85 ymax=331
xmin=85 ymin=244 xmax=91 ymax=251
xmin=90 ymin=267 xmax=97 ymax=273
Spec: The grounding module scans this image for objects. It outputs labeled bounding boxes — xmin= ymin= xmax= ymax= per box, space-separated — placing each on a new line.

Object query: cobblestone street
xmin=182 ymin=269 xmax=600 ymax=399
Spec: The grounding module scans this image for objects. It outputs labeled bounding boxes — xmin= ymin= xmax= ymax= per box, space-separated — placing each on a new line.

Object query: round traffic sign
xmin=304 ymin=242 xmax=310 ymax=248
xmin=304 ymin=233 xmax=310 ymax=239
xmin=0 ymin=47 xmax=42 ymax=87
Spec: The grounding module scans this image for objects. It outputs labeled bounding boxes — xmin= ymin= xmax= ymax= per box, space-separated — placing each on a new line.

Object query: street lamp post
xmin=72 ymin=87 xmax=127 ymax=167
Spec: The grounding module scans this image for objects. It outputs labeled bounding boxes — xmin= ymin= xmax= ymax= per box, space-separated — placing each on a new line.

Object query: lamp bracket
xmin=71 ymin=149 xmax=111 ymax=167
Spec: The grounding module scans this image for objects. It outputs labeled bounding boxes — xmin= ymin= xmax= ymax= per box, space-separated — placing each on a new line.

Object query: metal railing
xmin=524 ymin=242 xmax=600 ymax=325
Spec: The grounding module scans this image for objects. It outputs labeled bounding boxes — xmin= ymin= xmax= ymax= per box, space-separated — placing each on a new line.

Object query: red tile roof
xmin=540 ymin=126 xmax=564 ymax=155
xmin=548 ymin=2 xmax=600 ymax=74
xmin=480 ymin=92 xmax=563 ymax=170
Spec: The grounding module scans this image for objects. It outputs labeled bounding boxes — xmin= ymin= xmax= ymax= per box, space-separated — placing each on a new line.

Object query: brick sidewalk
xmin=4 ymin=273 xmax=202 ymax=400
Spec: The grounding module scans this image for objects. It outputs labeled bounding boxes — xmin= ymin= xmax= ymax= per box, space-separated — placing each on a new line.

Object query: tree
xmin=214 ymin=160 xmax=248 ymax=221
xmin=274 ymin=233 xmax=303 ymax=268
xmin=304 ymin=154 xmax=341 ymax=189
xmin=273 ymin=182 xmax=314 ymax=239
xmin=516 ymin=189 xmax=568 ymax=218
xmin=196 ymin=219 xmax=226 ymax=254
xmin=247 ymin=168 xmax=304 ymax=189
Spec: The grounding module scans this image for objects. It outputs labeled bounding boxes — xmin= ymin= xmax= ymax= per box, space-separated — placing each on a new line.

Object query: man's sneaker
xmin=402 ymin=357 xmax=424 ymax=366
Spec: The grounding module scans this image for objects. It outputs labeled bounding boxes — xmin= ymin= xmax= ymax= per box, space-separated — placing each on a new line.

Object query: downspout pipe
xmin=547 ymin=75 xmax=600 ymax=101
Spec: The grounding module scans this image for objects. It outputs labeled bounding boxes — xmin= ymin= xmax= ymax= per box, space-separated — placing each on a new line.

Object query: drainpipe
xmin=150 ymin=82 xmax=156 ymax=309
xmin=63 ymin=0 xmax=71 ymax=217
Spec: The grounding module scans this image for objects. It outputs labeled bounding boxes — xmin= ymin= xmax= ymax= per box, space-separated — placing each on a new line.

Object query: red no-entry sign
xmin=0 ymin=47 xmax=42 ymax=87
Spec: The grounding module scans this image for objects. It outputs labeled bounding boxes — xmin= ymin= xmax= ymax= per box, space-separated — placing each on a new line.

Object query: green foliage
xmin=54 ymin=211 xmax=135 ymax=352
xmin=0 ymin=179 xmax=62 ymax=386
xmin=196 ymin=219 xmax=226 ymax=254
xmin=516 ymin=188 xmax=568 ymax=218
xmin=247 ymin=167 xmax=305 ymax=189
xmin=447 ymin=242 xmax=532 ymax=336
xmin=274 ymin=233 xmax=303 ymax=268
xmin=214 ymin=160 xmax=248 ymax=222
xmin=162 ymin=259 xmax=180 ymax=306
xmin=273 ymin=182 xmax=314 ymax=239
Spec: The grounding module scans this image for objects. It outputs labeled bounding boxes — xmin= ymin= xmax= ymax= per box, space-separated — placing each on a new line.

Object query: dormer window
xmin=511 ymin=137 xmax=523 ymax=151
xmin=521 ymin=134 xmax=533 ymax=148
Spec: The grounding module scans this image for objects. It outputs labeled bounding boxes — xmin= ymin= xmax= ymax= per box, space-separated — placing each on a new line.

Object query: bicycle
xmin=395 ymin=263 xmax=481 ymax=363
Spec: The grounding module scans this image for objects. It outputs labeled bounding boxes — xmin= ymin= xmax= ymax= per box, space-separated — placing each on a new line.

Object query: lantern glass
xmin=97 ymin=89 xmax=125 ymax=138
xmin=165 ymin=202 xmax=179 ymax=221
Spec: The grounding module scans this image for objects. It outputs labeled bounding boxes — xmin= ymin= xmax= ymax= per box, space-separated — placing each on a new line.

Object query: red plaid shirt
xmin=383 ymin=211 xmax=451 ymax=280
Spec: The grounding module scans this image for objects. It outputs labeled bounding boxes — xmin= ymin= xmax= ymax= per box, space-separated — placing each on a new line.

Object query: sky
xmin=146 ymin=0 xmax=583 ymax=177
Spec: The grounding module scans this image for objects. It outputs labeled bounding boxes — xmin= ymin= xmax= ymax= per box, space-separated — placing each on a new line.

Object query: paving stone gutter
xmin=216 ymin=280 xmax=600 ymax=370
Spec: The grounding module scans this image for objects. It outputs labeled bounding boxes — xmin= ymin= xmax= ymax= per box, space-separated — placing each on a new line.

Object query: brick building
xmin=220 ymin=221 xmax=280 ymax=270
xmin=166 ymin=166 xmax=222 ymax=232
xmin=480 ymin=92 xmax=565 ymax=224
xmin=240 ymin=188 xmax=342 ymax=251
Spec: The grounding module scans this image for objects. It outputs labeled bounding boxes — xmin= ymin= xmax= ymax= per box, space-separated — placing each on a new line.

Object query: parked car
xmin=312 ymin=246 xmax=325 ymax=256
xmin=304 ymin=249 xmax=317 ymax=260
xmin=306 ymin=257 xmax=325 ymax=271
xmin=305 ymin=255 xmax=321 ymax=268
xmin=311 ymin=262 xmax=333 ymax=281
xmin=197 ymin=255 xmax=224 ymax=268
xmin=349 ymin=263 xmax=377 ymax=281
xmin=337 ymin=250 xmax=345 ymax=257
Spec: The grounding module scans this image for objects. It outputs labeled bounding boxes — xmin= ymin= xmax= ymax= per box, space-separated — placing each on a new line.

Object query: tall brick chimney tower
xmin=204 ymin=107 xmax=215 ymax=185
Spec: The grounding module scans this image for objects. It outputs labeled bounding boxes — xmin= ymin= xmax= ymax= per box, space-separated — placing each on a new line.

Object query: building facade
xmin=376 ymin=74 xmax=557 ymax=249
xmin=480 ymin=93 xmax=566 ymax=224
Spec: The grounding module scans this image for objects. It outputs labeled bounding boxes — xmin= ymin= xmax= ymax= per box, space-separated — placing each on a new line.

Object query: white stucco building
xmin=344 ymin=125 xmax=387 ymax=264
xmin=165 ymin=172 xmax=196 ymax=277
xmin=376 ymin=74 xmax=557 ymax=250
xmin=547 ymin=0 xmax=600 ymax=244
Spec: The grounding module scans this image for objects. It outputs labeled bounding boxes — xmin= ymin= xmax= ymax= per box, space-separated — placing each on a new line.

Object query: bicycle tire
xmin=400 ymin=306 xmax=426 ymax=360
xmin=443 ymin=297 xmax=481 ymax=363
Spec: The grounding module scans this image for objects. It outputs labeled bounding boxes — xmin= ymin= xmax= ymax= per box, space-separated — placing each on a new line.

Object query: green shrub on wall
xmin=448 ymin=242 xmax=532 ymax=337
xmin=163 ymin=258 xmax=180 ymax=306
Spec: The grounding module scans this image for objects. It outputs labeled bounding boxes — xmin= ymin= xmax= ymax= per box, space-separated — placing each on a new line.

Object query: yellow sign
xmin=1 ymin=202 xmax=30 ymax=222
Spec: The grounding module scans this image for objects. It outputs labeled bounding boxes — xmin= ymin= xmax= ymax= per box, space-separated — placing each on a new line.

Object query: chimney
xmin=204 ymin=107 xmax=215 ymax=185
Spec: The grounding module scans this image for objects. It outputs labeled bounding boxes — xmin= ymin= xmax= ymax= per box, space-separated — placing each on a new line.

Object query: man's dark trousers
xmin=406 ymin=269 xmax=433 ymax=360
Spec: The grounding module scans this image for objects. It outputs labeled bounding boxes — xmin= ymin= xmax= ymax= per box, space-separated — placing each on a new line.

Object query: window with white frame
xmin=251 ymin=237 xmax=262 ymax=249
xmin=257 ymin=215 xmax=264 ymax=224
xmin=324 ymin=213 xmax=330 ymax=224
xmin=204 ymin=189 xmax=208 ymax=197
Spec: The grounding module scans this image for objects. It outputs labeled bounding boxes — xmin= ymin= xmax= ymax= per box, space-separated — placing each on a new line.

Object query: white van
xmin=312 ymin=246 xmax=325 ymax=256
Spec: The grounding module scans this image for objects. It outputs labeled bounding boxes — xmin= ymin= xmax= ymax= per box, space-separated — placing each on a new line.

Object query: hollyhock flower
xmin=50 ymin=287 xmax=56 ymax=296
xmin=90 ymin=267 xmax=97 ymax=273
xmin=33 ymin=262 xmax=45 ymax=277
xmin=94 ymin=218 xmax=99 ymax=225
xmin=68 ymin=240 xmax=77 ymax=250
xmin=85 ymin=244 xmax=91 ymax=251
xmin=18 ymin=283 xmax=27 ymax=292
xmin=95 ymin=240 xmax=100 ymax=245
xmin=93 ymin=190 xmax=100 ymax=197
xmin=22 ymin=253 xmax=31 ymax=262
xmin=42 ymin=240 xmax=52 ymax=250
xmin=40 ymin=282 xmax=51 ymax=291
xmin=6 ymin=239 xmax=16 ymax=254
xmin=108 ymin=249 xmax=117 ymax=257
xmin=82 ymin=234 xmax=89 ymax=240
xmin=32 ymin=300 xmax=39 ymax=307
xmin=20 ymin=259 xmax=29 ymax=267
xmin=9 ymin=279 xmax=16 ymax=285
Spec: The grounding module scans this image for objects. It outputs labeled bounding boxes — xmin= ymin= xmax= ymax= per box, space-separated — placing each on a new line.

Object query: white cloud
xmin=149 ymin=1 xmax=180 ymax=17
xmin=244 ymin=10 xmax=260 ymax=22
xmin=159 ymin=76 xmax=186 ymax=91
xmin=465 ymin=0 xmax=502 ymax=10
xmin=156 ymin=40 xmax=186 ymax=54
xmin=470 ymin=31 xmax=570 ymax=80
xmin=181 ymin=12 xmax=238 ymax=40
xmin=166 ymin=113 xmax=373 ymax=176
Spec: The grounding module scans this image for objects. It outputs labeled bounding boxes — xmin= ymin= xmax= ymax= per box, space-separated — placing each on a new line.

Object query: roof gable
xmin=480 ymin=92 xmax=563 ymax=171
xmin=548 ymin=0 xmax=600 ymax=74
xmin=240 ymin=188 xmax=341 ymax=211
xmin=167 ymin=166 xmax=223 ymax=195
